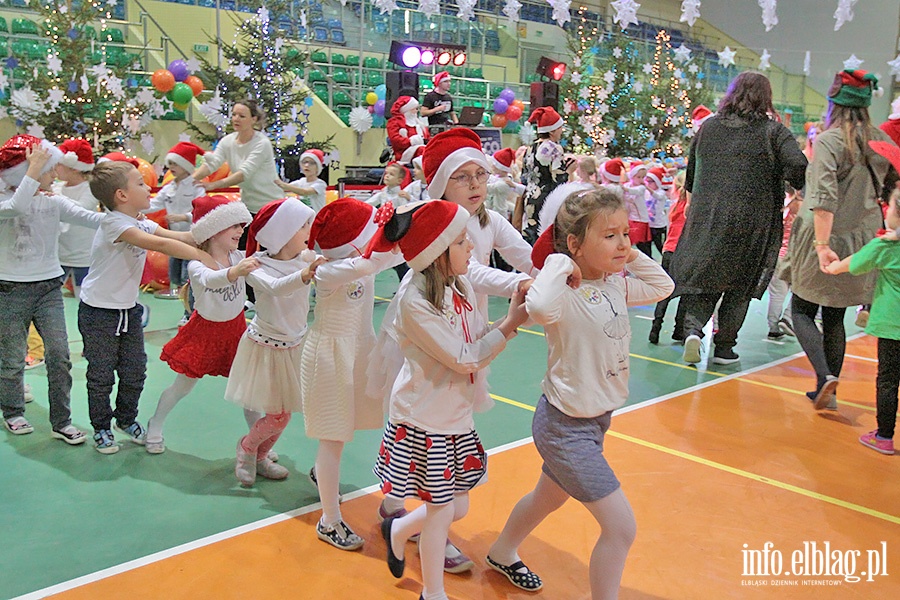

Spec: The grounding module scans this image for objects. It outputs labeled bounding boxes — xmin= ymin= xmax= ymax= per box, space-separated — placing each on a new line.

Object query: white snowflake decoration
xmin=47 ymin=55 xmax=62 ymax=75
xmin=612 ymin=47 xmax=623 ymax=59
xmin=759 ymin=0 xmax=777 ymax=32
xmin=519 ymin=121 xmax=536 ymax=146
xmin=178 ymin=133 xmax=192 ymax=143
xmin=232 ymin=62 xmax=251 ymax=80
xmin=648 ymin=115 xmax=658 ymax=126
xmin=140 ymin=133 xmax=155 ymax=156
xmin=579 ymin=87 xmax=591 ymax=99
xmin=642 ymin=63 xmax=653 ymax=75
xmin=834 ymin=0 xmax=857 ymax=31
xmin=185 ymin=57 xmax=202 ymax=74
xmin=570 ymin=72 xmax=582 ymax=85
xmin=610 ymin=0 xmax=640 ymax=30
xmin=373 ymin=0 xmax=398 ymax=14
xmin=673 ymin=44 xmax=692 ymax=64
xmin=257 ymin=6 xmax=270 ymax=24
xmin=502 ymin=0 xmax=521 ymax=24
xmin=457 ymin=0 xmax=476 ymax=21
xmin=11 ymin=87 xmax=45 ymax=115
xmin=888 ymin=54 xmax=900 ymax=78
xmin=419 ymin=0 xmax=440 ymax=18
xmin=26 ymin=124 xmax=45 ymax=138
xmin=0 ymin=71 xmax=8 ymax=91
xmin=548 ymin=0 xmax=571 ymax=27
xmin=597 ymin=103 xmax=610 ymax=115
xmin=843 ymin=54 xmax=863 ymax=70
xmin=758 ymin=49 xmax=771 ymax=71
xmin=717 ymin=46 xmax=736 ymax=68
xmin=199 ymin=91 xmax=229 ymax=129
xmin=680 ymin=0 xmax=700 ymax=27
xmin=603 ymin=70 xmax=616 ymax=84
xmin=688 ymin=63 xmax=699 ymax=73
xmin=633 ymin=81 xmax=644 ymax=93
xmin=282 ymin=123 xmax=299 ymax=143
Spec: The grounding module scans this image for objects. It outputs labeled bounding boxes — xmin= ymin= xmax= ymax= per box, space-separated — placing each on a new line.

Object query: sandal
xmin=317 ymin=519 xmax=364 ymax=551
xmin=4 ymin=416 xmax=34 ymax=435
xmin=51 ymin=425 xmax=86 ymax=445
xmin=486 ymin=555 xmax=543 ymax=591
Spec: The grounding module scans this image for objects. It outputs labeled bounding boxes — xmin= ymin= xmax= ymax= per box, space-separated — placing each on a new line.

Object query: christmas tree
xmin=560 ymin=8 xmax=711 ymax=157
xmin=2 ymin=0 xmax=156 ymax=152
xmin=191 ymin=3 xmax=333 ymax=166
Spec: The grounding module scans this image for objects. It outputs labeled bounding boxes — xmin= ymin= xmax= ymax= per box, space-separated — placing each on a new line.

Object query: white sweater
xmin=202 ymin=131 xmax=283 ymax=213
xmin=623 ymin=184 xmax=650 ymax=223
xmin=54 ymin=180 xmax=101 ymax=268
xmin=149 ymin=177 xmax=204 ymax=232
xmin=526 ymin=253 xmax=674 ymax=418
xmin=0 ymin=177 xmax=103 ymax=282
xmin=188 ymin=250 xmax=246 ymax=322
xmin=244 ymin=252 xmax=314 ymax=348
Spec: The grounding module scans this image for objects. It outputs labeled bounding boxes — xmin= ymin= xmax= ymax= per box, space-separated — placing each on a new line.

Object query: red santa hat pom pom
xmin=490 ymin=147 xmax=516 ymax=174
xmin=246 ymin=198 xmax=315 ymax=257
xmin=58 ymin=138 xmax=95 ymax=172
xmin=365 ymin=200 xmax=468 ymax=272
xmin=600 ymin=157 xmax=624 ymax=182
xmin=433 ymin=71 xmax=450 ymax=86
xmin=527 ymin=107 xmax=564 ymax=134
xmin=308 ymin=196 xmax=379 ymax=260
xmin=166 ymin=141 xmax=205 ymax=174
xmin=97 ymin=151 xmax=139 ymax=167
xmin=692 ymin=105 xmax=713 ymax=131
xmin=645 ymin=166 xmax=666 ymax=189
xmin=0 ymin=134 xmax=63 ymax=188
xmin=300 ymin=148 xmax=325 ymax=175
xmin=190 ymin=195 xmax=252 ymax=244
xmin=422 ymin=128 xmax=490 ymax=199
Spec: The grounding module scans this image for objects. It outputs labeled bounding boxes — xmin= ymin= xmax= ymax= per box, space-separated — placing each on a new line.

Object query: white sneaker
xmin=683 ymin=334 xmax=702 ymax=364
xmin=256 ymin=458 xmax=289 ymax=480
xmin=24 ymin=383 xmax=34 ymax=403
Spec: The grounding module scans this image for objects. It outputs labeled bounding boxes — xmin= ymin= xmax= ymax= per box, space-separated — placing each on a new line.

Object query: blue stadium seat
xmin=330 ymin=28 xmax=345 ymax=44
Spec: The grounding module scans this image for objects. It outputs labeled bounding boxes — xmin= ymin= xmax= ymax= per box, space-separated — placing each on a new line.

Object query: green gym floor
xmin=0 ymin=271 xmax=873 ymax=599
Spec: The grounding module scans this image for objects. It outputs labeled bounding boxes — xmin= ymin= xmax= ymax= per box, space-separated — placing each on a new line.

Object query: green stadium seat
xmin=331 ymin=53 xmax=345 ymax=65
xmin=0 ymin=17 xmax=8 ymax=33
xmin=101 ymin=28 xmax=125 ymax=43
xmin=311 ymin=50 xmax=328 ymax=63
xmin=336 ymin=106 xmax=351 ymax=126
xmin=345 ymin=54 xmax=359 ymax=67
xmin=366 ymin=70 xmax=384 ymax=86
xmin=332 ymin=90 xmax=352 ymax=106
xmin=308 ymin=69 xmax=327 ymax=83
xmin=362 ymin=56 xmax=382 ymax=69
xmin=11 ymin=18 xmax=39 ymax=36
xmin=332 ymin=68 xmax=350 ymax=84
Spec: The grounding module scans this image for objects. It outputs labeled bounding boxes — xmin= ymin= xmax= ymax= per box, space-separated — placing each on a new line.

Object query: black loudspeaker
xmin=385 ymin=71 xmax=420 ymax=115
xmin=530 ymin=82 xmax=559 ymax=111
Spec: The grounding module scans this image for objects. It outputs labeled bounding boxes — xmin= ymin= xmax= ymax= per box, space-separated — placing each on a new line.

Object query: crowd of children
xmin=3 ymin=92 xmax=897 ymax=598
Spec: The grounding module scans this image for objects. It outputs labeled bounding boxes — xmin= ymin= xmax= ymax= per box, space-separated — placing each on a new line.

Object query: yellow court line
xmin=490 ymin=393 xmax=537 ymax=412
xmin=609 ymin=430 xmax=900 ymax=525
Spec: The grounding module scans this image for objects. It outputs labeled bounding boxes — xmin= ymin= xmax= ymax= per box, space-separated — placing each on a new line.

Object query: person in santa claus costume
xmin=387 ymin=96 xmax=430 ymax=164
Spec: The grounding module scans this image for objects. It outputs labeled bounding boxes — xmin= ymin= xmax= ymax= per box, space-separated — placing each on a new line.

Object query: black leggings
xmin=791 ymin=294 xmax=846 ymax=392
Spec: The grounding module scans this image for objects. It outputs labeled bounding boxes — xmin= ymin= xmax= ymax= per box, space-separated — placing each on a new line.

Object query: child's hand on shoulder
xmin=566 ymin=261 xmax=582 ymax=289
xmin=625 ymin=248 xmax=640 ymax=263
xmin=505 ymin=289 xmax=529 ymax=330
xmin=232 ymin=257 xmax=260 ymax=277
xmin=516 ymin=278 xmax=534 ymax=295
xmin=302 ymin=255 xmax=328 ymax=284
xmin=166 ymin=213 xmax=190 ymax=224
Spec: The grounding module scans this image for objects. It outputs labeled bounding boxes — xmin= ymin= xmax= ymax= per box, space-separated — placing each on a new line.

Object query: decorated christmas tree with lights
xmin=2 ymin=0 xmax=156 ymax=152
xmin=560 ymin=8 xmax=711 ymax=157
xmin=191 ymin=3 xmax=331 ymax=165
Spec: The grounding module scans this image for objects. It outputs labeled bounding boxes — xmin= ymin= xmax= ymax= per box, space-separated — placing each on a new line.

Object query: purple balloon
xmin=499 ymin=88 xmax=516 ymax=102
xmin=493 ymin=98 xmax=509 ymax=114
xmin=374 ymin=99 xmax=386 ymax=117
xmin=168 ymin=59 xmax=190 ymax=82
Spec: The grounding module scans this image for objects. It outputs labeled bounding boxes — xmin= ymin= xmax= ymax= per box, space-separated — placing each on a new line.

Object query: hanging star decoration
xmin=612 ymin=47 xmax=623 ymax=59
xmin=680 ymin=0 xmax=701 ymax=27
xmin=603 ymin=70 xmax=616 ymax=84
xmin=457 ymin=0 xmax=477 ymax=22
xmin=420 ymin=0 xmax=440 ymax=18
xmin=758 ymin=49 xmax=771 ymax=70
xmin=570 ymin=71 xmax=582 ymax=85
xmin=887 ymin=54 xmax=900 ymax=77
xmin=717 ymin=46 xmax=736 ymax=67
xmin=633 ymin=81 xmax=644 ymax=93
xmin=804 ymin=51 xmax=812 ymax=76
xmin=548 ymin=0 xmax=571 ymax=27
xmin=26 ymin=124 xmax=45 ymax=138
xmin=257 ymin=6 xmax=270 ymax=24
xmin=373 ymin=0 xmax=398 ymax=14
xmin=688 ymin=63 xmax=700 ymax=74
xmin=673 ymin=44 xmax=692 ymax=64
xmin=282 ymin=123 xmax=299 ymax=143
xmin=843 ymin=54 xmax=863 ymax=70
xmin=579 ymin=87 xmax=591 ymax=100
xmin=759 ymin=0 xmax=777 ymax=32
xmin=502 ymin=0 xmax=521 ymax=23
xmin=199 ymin=91 xmax=228 ymax=129
xmin=140 ymin=133 xmax=155 ymax=156
xmin=185 ymin=57 xmax=201 ymax=74
xmin=833 ymin=0 xmax=857 ymax=31
xmin=232 ymin=62 xmax=252 ymax=80
xmin=642 ymin=63 xmax=653 ymax=75
xmin=610 ymin=0 xmax=640 ymax=30
xmin=46 ymin=88 xmax=65 ymax=109
xmin=46 ymin=55 xmax=62 ymax=75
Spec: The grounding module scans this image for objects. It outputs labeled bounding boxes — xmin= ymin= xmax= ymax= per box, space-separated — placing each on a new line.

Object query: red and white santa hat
xmin=97 ymin=151 xmax=139 ymax=168
xmin=166 ymin=141 xmax=205 ymax=174
xmin=433 ymin=71 xmax=450 ymax=86
xmin=0 ymin=134 xmax=64 ymax=188
xmin=628 ymin=161 xmax=648 ymax=180
xmin=599 ymin=157 xmax=625 ymax=182
xmin=365 ymin=200 xmax=469 ymax=272
xmin=645 ymin=166 xmax=666 ymax=188
xmin=490 ymin=148 xmax=516 ymax=174
xmin=191 ymin=195 xmax=253 ymax=244
xmin=393 ymin=96 xmax=419 ymax=115
xmin=246 ymin=197 xmax=315 ymax=256
xmin=58 ymin=138 xmax=95 ymax=172
xmin=300 ymin=148 xmax=325 ymax=175
xmin=308 ymin=196 xmax=379 ymax=260
xmin=422 ymin=128 xmax=490 ymax=199
xmin=411 ymin=145 xmax=425 ymax=170
xmin=692 ymin=105 xmax=713 ymax=131
xmin=527 ymin=107 xmax=564 ymax=133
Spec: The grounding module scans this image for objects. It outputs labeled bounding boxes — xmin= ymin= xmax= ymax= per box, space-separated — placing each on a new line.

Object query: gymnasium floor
xmin=2 ymin=272 xmax=897 ymax=599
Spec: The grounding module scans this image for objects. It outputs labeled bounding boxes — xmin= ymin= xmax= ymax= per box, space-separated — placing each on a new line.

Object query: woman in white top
xmin=488 ymin=187 xmax=673 ymax=598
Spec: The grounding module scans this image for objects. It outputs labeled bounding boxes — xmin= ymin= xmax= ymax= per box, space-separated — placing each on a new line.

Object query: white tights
xmin=315 ymin=440 xmax=344 ymax=526
xmin=146 ymin=374 xmax=198 ymax=443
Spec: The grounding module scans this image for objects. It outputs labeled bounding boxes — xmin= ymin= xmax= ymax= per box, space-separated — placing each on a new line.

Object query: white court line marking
xmin=633 ymin=315 xmax=654 ymax=321
xmin=845 ymin=353 xmax=877 ymax=363
xmin=13 ymin=335 xmax=869 ymax=599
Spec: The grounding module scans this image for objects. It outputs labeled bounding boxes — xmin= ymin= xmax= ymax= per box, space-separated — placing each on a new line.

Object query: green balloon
xmin=171 ymin=82 xmax=193 ymax=106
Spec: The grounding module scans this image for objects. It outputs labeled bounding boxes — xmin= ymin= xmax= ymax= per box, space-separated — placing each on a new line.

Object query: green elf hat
xmin=827 ymin=69 xmax=882 ymax=108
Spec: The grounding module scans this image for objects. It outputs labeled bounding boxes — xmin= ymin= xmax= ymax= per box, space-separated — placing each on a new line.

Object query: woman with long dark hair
xmin=672 ymin=71 xmax=808 ymax=365
xmin=779 ymin=70 xmax=897 ymax=409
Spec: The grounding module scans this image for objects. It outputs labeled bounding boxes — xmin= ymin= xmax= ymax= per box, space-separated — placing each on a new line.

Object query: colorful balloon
xmin=374 ymin=99 xmax=386 ymax=116
xmin=135 ymin=157 xmax=158 ymax=188
xmin=375 ymin=84 xmax=386 ymax=100
xmin=168 ymin=59 xmax=190 ymax=82
xmin=151 ymin=69 xmax=175 ymax=93
xmin=506 ymin=104 xmax=523 ymax=121
xmin=141 ymin=250 xmax=170 ymax=289
xmin=511 ymin=99 xmax=525 ymax=111
xmin=172 ymin=102 xmax=189 ymax=111
xmin=183 ymin=75 xmax=203 ymax=97
xmin=366 ymin=91 xmax=377 ymax=105
xmin=491 ymin=113 xmax=508 ymax=128
xmin=493 ymin=98 xmax=509 ymax=114
xmin=171 ymin=82 xmax=193 ymax=105
xmin=499 ymin=88 xmax=516 ymax=103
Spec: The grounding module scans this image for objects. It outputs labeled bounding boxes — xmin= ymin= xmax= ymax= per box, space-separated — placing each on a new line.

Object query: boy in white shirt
xmin=54 ymin=138 xmax=99 ymax=299
xmin=366 ymin=162 xmax=412 ymax=208
xmin=149 ymin=142 xmax=206 ymax=309
xmin=0 ymin=136 xmax=103 ymax=444
xmin=78 ymin=161 xmax=215 ymax=454
xmin=486 ymin=147 xmax=525 ymax=221
xmin=275 ymin=148 xmax=328 ymax=212
xmin=402 ymin=153 xmax=430 ymax=203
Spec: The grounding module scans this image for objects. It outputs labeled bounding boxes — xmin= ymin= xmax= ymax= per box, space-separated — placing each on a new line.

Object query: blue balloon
xmin=493 ymin=98 xmax=509 ymax=114
xmin=375 ymin=84 xmax=387 ymax=100
xmin=373 ymin=115 xmax=386 ymax=127
xmin=499 ymin=88 xmax=515 ymax=103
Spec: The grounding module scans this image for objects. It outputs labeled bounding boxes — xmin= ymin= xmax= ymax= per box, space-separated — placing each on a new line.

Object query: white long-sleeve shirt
xmin=391 ymin=273 xmax=507 ymax=434
xmin=244 ymin=252 xmax=314 ymax=348
xmin=53 ymin=180 xmax=101 ymax=268
xmin=0 ymin=176 xmax=104 ymax=282
xmin=526 ymin=253 xmax=674 ymax=418
xmin=646 ymin=188 xmax=669 ymax=228
xmin=623 ymin=183 xmax=650 ymax=223
xmin=149 ymin=177 xmax=204 ymax=232
xmin=201 ymin=132 xmax=283 ymax=213
xmin=188 ymin=250 xmax=246 ymax=321
xmin=485 ymin=174 xmax=524 ymax=220
xmin=366 ymin=185 xmax=407 ymax=208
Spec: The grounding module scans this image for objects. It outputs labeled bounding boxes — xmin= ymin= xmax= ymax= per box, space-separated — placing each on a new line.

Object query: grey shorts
xmin=533 ymin=396 xmax=620 ymax=503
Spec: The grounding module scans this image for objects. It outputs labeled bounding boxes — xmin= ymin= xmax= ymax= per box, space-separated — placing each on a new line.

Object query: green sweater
xmin=850 ymin=237 xmax=900 ymax=340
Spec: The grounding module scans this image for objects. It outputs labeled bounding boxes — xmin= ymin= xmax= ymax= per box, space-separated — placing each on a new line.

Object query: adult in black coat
xmin=671 ymin=72 xmax=808 ymax=365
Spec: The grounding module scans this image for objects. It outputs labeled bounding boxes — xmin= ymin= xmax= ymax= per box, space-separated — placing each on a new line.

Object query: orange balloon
xmin=144 ymin=208 xmax=169 ymax=228
xmin=184 ymin=75 xmax=204 ymax=97
xmin=491 ymin=113 xmax=508 ymax=128
xmin=160 ymin=170 xmax=175 ymax=186
xmin=511 ymin=99 xmax=525 ymax=110
xmin=151 ymin=69 xmax=175 ymax=93
xmin=204 ymin=163 xmax=230 ymax=183
xmin=135 ymin=157 xmax=158 ymax=188
xmin=141 ymin=250 xmax=170 ymax=289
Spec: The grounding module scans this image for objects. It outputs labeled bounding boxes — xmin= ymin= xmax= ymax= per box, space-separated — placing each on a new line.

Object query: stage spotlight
xmin=452 ymin=51 xmax=467 ymax=66
xmin=536 ymin=56 xmax=567 ymax=81
xmin=436 ymin=51 xmax=452 ymax=66
xmin=389 ymin=41 xmax=424 ymax=68
xmin=401 ymin=46 xmax=422 ymax=68
xmin=420 ymin=49 xmax=435 ymax=65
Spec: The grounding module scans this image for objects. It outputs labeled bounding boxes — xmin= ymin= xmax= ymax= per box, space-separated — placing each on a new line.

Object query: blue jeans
xmin=0 ymin=277 xmax=73 ymax=428
xmin=78 ymin=302 xmax=146 ymax=431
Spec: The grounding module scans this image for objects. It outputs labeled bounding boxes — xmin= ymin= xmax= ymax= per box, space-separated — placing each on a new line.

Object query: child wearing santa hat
xmin=150 ymin=142 xmax=207 ymax=313
xmin=402 ymin=149 xmax=430 ymax=203
xmin=387 ymin=96 xmax=429 ymax=163
xmin=369 ymin=200 xmax=529 ymax=600
xmin=300 ymin=197 xmax=405 ymax=551
xmin=54 ymin=138 xmax=98 ymax=300
xmin=224 ymin=197 xmax=326 ymax=486
xmin=623 ymin=161 xmax=652 ymax=257
xmin=275 ymin=148 xmax=328 ymax=213
xmin=144 ymin=196 xmax=258 ymax=454
xmin=644 ymin=166 xmax=670 ymax=255
xmin=692 ymin=104 xmax=713 ymax=133
xmin=486 ymin=147 xmax=525 ymax=222
xmin=0 ymin=136 xmax=103 ymax=444
xmin=521 ymin=107 xmax=570 ymax=244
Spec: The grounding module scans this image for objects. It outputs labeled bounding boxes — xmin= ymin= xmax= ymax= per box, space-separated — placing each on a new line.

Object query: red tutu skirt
xmin=160 ymin=312 xmax=247 ymax=378
xmin=629 ymin=220 xmax=651 ymax=244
